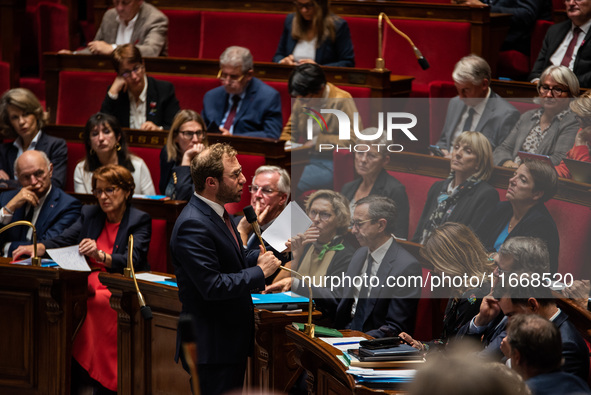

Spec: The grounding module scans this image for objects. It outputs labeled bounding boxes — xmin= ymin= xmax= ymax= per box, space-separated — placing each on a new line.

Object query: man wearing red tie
xmin=170 ymin=143 xmax=281 ymax=395
xmin=202 ymin=46 xmax=283 ymax=139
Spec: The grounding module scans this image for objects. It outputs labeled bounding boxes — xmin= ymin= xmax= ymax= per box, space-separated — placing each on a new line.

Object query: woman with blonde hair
xmin=413 ymin=131 xmax=499 ymax=244
xmin=273 ymin=0 xmax=354 ymax=67
xmin=159 ymin=109 xmax=208 ymax=200
xmin=555 ymin=90 xmax=591 ymax=179
xmin=401 ymin=222 xmax=494 ymax=349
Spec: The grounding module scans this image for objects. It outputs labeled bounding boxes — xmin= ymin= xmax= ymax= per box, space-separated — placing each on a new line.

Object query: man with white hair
xmin=0 ymin=150 xmax=81 ymax=257
xmin=202 ymin=46 xmax=283 ymax=139
xmin=436 ymin=55 xmax=520 ymax=156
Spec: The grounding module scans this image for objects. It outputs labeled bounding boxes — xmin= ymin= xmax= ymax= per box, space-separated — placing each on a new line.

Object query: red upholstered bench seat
xmin=160 ymin=9 xmax=201 ymax=58
xmin=342 ymin=16 xmax=380 ymax=69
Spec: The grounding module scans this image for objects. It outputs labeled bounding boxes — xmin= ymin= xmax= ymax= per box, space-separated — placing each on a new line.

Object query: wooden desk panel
xmin=100 ymin=272 xmax=318 ymax=394
xmin=0 ymin=264 xmax=88 ymax=395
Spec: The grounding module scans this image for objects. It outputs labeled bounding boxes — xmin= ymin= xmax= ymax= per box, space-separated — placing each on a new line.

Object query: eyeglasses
xmin=120 ymin=64 xmax=143 ymax=79
xmin=309 ymin=210 xmax=333 ymax=221
xmin=349 ymin=218 xmax=373 ymax=229
xmin=538 ymin=85 xmax=567 ymax=97
xmin=249 ymin=184 xmax=279 ymax=196
xmin=93 ymin=187 xmax=120 ymax=197
xmin=294 ymin=0 xmax=316 ymax=10
xmin=217 ymin=69 xmax=245 ymax=84
xmin=178 ymin=130 xmax=205 ymax=140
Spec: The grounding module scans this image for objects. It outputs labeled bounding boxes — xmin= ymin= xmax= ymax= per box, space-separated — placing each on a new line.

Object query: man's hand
xmin=87 ymin=40 xmax=115 ymax=55
xmin=256 ymin=246 xmax=281 ymax=278
xmin=5 ymin=186 xmax=39 ymax=213
xmin=219 ymin=126 xmax=231 ymax=136
xmin=140 ymin=121 xmax=161 ymax=131
xmin=109 ymin=76 xmax=127 ymax=96
xmin=399 ymin=332 xmax=425 ymax=350
xmin=474 ymin=294 xmax=501 ymax=327
xmin=12 ymin=243 xmax=45 ymax=261
xmin=264 ymin=277 xmax=292 ymax=293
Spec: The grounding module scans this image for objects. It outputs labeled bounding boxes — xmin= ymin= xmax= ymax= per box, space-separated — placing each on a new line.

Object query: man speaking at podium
xmin=170 ymin=143 xmax=281 ymax=395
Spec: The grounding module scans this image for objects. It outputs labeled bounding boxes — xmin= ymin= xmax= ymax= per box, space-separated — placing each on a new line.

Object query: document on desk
xmin=262 ymin=201 xmax=312 ymax=252
xmin=46 ymin=245 xmax=91 ymax=271
xmin=320 ymin=336 xmax=366 ymax=352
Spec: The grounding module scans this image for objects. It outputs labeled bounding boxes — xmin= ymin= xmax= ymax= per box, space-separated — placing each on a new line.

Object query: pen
xmin=333 ymin=341 xmax=360 ymax=346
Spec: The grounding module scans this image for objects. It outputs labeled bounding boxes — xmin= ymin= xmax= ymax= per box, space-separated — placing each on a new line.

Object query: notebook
xmin=563 ymin=158 xmax=591 ymax=184
xmin=517 ymin=151 xmax=553 ymax=166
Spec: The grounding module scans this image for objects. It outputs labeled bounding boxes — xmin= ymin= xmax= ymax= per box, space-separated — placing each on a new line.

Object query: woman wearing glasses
xmin=267 ymin=190 xmax=356 ymax=295
xmin=13 ymin=164 xmax=151 ymax=394
xmin=74 ymin=112 xmax=156 ymax=195
xmin=273 ymin=0 xmax=355 ymax=67
xmin=493 ymin=65 xmax=579 ymax=168
xmin=101 ymin=44 xmax=180 ymax=130
xmin=159 ymin=109 xmax=208 ymax=200
xmin=555 ymin=90 xmax=591 ymax=179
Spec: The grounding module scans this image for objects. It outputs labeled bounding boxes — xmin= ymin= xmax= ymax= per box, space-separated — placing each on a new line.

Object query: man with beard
xmin=170 ymin=143 xmax=281 ymax=395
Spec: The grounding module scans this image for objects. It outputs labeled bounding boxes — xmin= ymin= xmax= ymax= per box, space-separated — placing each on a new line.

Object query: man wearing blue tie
xmin=0 ymin=150 xmax=81 ymax=257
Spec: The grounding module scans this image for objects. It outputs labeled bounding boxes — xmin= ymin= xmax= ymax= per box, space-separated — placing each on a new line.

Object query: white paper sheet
xmin=262 ymin=201 xmax=312 ymax=252
xmin=135 ymin=273 xmax=171 ymax=282
xmin=319 ymin=336 xmax=367 ymax=352
xmin=46 ymin=245 xmax=91 ymax=271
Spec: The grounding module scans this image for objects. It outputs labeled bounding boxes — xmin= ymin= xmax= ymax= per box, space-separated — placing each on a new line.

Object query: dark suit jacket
xmin=84 ymin=2 xmax=168 ymax=57
xmin=101 ymin=76 xmax=180 ymax=130
xmin=475 ymin=201 xmax=560 ymax=273
xmin=272 ymin=13 xmax=355 ymax=67
xmin=319 ymin=241 xmax=421 ymax=338
xmin=158 ymin=147 xmax=193 ymax=200
xmin=0 ymin=187 xmax=81 ymax=256
xmin=341 ymin=169 xmax=410 ymax=239
xmin=202 ymin=78 xmax=282 ymax=139
xmin=0 ymin=132 xmax=68 ymax=189
xmin=170 ymin=195 xmax=265 ymax=365
xmin=555 ymin=310 xmax=590 ymax=381
xmin=529 ymin=19 xmax=591 ymax=88
xmin=42 ymin=205 xmax=151 ymax=273
xmin=412 ymin=178 xmax=499 ymax=243
xmin=493 ymin=108 xmax=578 ymax=166
xmin=526 ymin=371 xmax=591 ymax=395
xmin=436 ymin=92 xmax=520 ymax=151
xmin=490 ymin=0 xmax=552 ymax=54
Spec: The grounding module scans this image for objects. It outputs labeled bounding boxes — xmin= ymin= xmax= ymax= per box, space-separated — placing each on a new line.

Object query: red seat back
xmin=148 ymin=219 xmax=168 ymax=273
xmin=36 ymin=2 xmax=69 ymax=73
xmin=155 ymin=74 xmax=219 ymax=113
xmin=530 ymin=20 xmax=554 ymax=70
xmin=265 ymin=81 xmax=290 ymax=126
xmin=57 ymin=71 xmax=113 ymax=125
xmin=199 ymin=12 xmax=285 ymax=61
xmin=429 ymin=80 xmax=457 ymax=145
xmin=127 ymin=146 xmax=160 ymax=192
xmin=342 ymin=16 xmax=379 ymax=69
xmin=65 ymin=142 xmax=87 ymax=192
xmin=383 ymin=20 xmax=471 ymax=96
xmin=0 ymin=61 xmax=9 ymax=94
xmin=160 ymin=9 xmax=201 ymax=58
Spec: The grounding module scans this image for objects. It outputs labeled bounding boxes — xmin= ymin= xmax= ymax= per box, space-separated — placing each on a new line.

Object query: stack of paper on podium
xmin=346 ymin=367 xmax=416 ymax=389
xmin=252 ymin=291 xmax=309 ymax=311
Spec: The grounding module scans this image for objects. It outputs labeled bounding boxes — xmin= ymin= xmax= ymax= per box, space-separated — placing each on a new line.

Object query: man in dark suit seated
xmin=504 ymin=314 xmax=591 ymax=395
xmin=59 ymin=0 xmax=168 ymax=57
xmin=498 ymin=280 xmax=590 ymax=382
xmin=101 ymin=44 xmax=180 ymax=130
xmin=170 ymin=143 xmax=281 ymax=395
xmin=235 ymin=165 xmax=291 ymax=283
xmin=202 ymin=46 xmax=283 ymax=139
xmin=529 ymin=0 xmax=591 ymax=87
xmin=0 ymin=150 xmax=81 ymax=257
xmin=435 ymin=55 xmax=520 ymax=155
xmin=317 ymin=195 xmax=421 ymax=338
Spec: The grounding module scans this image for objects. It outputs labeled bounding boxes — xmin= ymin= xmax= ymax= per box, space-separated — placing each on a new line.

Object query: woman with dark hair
xmin=273 ymin=0 xmax=354 ymax=67
xmin=101 ymin=44 xmax=180 ymax=130
xmin=159 ymin=109 xmax=208 ymax=200
xmin=0 ymin=88 xmax=68 ymax=188
xmin=13 ymin=164 xmax=152 ymax=394
xmin=74 ymin=112 xmax=155 ymax=195
xmin=493 ymin=65 xmax=579 ymax=167
xmin=413 ymin=131 xmax=499 ymax=243
xmin=400 ymin=223 xmax=494 ymax=349
xmin=476 ymin=158 xmax=560 ymax=272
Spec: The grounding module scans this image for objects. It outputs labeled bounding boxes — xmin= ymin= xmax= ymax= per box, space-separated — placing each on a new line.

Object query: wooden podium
xmin=0 ymin=262 xmax=88 ymax=395
xmin=99 ymin=272 xmax=318 ymax=394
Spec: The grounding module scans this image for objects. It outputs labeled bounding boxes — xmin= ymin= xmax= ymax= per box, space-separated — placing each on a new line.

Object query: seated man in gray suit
xmin=435 ymin=55 xmax=520 ymax=156
xmin=60 ymin=0 xmax=168 ymax=57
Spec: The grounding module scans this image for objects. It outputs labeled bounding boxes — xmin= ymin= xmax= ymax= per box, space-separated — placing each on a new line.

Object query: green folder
xmin=292 ymin=322 xmax=343 ymax=337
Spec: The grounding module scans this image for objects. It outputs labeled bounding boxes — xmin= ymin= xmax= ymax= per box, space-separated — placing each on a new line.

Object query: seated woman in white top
xmin=74 ymin=113 xmax=155 ymax=195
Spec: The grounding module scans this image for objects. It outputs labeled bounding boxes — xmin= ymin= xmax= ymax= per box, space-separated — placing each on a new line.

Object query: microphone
xmin=124 ymin=234 xmax=152 ymax=320
xmin=243 ymin=205 xmax=267 ymax=253
xmin=0 ymin=220 xmax=41 ymax=266
xmin=376 ymin=12 xmax=430 ymax=71
xmin=179 ymin=314 xmax=200 ymax=395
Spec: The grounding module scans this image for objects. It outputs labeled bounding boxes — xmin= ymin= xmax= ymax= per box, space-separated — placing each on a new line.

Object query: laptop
xmin=563 ymin=158 xmax=591 ymax=184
